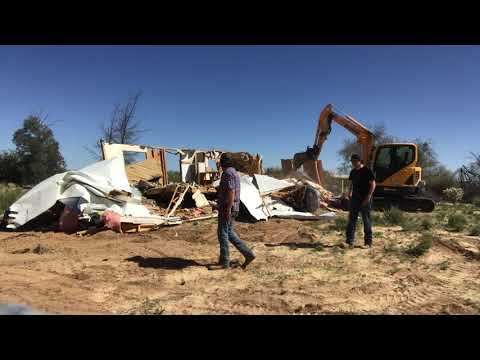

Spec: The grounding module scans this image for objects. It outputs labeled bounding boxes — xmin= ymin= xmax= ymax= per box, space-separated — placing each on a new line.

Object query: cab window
xmin=374 ymin=145 xmax=415 ymax=182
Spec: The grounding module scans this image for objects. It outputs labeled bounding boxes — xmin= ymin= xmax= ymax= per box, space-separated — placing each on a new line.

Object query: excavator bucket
xmin=281 ymin=158 xmax=325 ymax=186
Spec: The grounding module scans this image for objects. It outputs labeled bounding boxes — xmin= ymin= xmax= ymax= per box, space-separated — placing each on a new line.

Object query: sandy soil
xmin=1 ymin=215 xmax=480 ymax=314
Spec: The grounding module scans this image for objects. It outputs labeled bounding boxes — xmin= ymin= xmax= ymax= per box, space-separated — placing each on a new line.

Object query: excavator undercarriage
xmin=372 ymin=195 xmax=435 ymax=212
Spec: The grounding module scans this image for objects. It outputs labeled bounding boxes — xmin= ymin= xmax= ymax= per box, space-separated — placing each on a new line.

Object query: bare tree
xmin=85 ymin=90 xmax=148 ymax=162
xmin=114 ymin=91 xmax=145 ymax=144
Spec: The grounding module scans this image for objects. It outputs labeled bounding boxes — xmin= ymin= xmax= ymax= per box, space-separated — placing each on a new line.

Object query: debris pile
xmin=224 ymin=172 xmax=337 ymax=222
xmin=3 ymin=155 xmax=218 ymax=235
xmin=2 ymin=142 xmax=338 ymax=235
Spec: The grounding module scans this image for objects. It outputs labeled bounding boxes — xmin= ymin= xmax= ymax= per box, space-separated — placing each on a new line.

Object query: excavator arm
xmin=293 ymin=104 xmax=375 ymax=169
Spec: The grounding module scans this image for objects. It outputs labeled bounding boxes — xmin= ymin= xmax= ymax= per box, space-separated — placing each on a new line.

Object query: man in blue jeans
xmin=341 ymin=154 xmax=376 ymax=249
xmin=208 ymin=153 xmax=255 ymax=270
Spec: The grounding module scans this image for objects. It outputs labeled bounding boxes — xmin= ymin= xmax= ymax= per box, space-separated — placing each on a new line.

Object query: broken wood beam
xmin=166 ymin=184 xmax=190 ymax=218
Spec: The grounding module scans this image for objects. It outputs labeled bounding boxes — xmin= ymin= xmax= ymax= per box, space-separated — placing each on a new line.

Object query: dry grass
xmin=0 ymin=183 xmax=24 ymax=214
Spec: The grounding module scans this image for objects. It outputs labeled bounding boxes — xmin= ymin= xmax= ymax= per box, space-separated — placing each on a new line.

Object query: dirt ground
xmin=1 ymin=210 xmax=480 ymax=315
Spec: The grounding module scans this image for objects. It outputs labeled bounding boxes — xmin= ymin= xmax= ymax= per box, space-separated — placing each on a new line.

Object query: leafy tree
xmin=425 ymin=164 xmax=456 ymax=196
xmin=412 ymin=138 xmax=439 ymax=170
xmin=12 ymin=115 xmax=66 ymax=185
xmin=0 ymin=150 xmax=22 ymax=184
xmin=413 ymin=140 xmax=456 ymax=196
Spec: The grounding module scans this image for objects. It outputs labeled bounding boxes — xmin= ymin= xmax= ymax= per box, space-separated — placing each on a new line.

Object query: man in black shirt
xmin=342 ymin=154 xmax=376 ymax=249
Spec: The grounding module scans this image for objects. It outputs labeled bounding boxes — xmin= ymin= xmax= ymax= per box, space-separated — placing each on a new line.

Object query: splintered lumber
xmin=183 ymin=213 xmax=218 ymax=222
xmin=261 ymin=195 xmax=272 ymax=219
xmin=223 ymin=152 xmax=263 ymax=175
xmin=122 ymin=223 xmax=158 ymax=233
xmin=145 ymin=183 xmax=178 ymax=196
xmin=192 ymin=189 xmax=209 ymax=207
xmin=119 ymin=216 xmax=167 ymax=225
xmin=166 ymin=184 xmax=190 ymax=218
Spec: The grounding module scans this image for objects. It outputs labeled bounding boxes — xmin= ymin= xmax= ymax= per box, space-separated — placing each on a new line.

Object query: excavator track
xmin=373 ymin=196 xmax=435 ymax=213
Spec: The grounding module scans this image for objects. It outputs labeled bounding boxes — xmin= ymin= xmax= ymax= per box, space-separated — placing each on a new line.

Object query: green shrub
xmin=383 ymin=243 xmax=401 ymax=254
xmin=472 ymin=196 xmax=480 ymax=208
xmin=383 ymin=207 xmax=405 ymax=226
xmin=401 ymin=220 xmax=419 ymax=232
xmin=435 ymin=211 xmax=446 ymax=223
xmin=443 ymin=187 xmax=464 ymax=204
xmin=405 ymin=233 xmax=434 ymax=257
xmin=423 ymin=166 xmax=456 ymax=197
xmin=330 ymin=217 xmax=348 ymax=231
xmin=446 ymin=214 xmax=468 ymax=232
xmin=420 ymin=218 xmax=434 ymax=231
xmin=0 ymin=185 xmax=24 ymax=214
xmin=129 ymin=298 xmax=165 ymax=315
xmin=470 ymin=225 xmax=480 ymax=236
xmin=371 ymin=212 xmax=386 ymax=226
xmin=438 ymin=261 xmax=449 ymax=270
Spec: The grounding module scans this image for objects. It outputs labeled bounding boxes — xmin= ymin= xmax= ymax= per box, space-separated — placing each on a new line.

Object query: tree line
xmin=0 ymin=95 xmax=478 ymax=203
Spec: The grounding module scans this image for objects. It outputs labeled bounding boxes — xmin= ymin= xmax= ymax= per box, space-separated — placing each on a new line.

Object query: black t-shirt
xmin=349 ymin=166 xmax=375 ymax=200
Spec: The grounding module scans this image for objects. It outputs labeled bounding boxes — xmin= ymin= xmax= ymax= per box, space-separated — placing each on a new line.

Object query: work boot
xmin=207 ymin=263 xmax=230 ymax=271
xmin=241 ymin=254 xmax=256 ymax=269
xmin=361 ymin=244 xmax=372 ymax=249
xmin=340 ymin=242 xmax=354 ymax=249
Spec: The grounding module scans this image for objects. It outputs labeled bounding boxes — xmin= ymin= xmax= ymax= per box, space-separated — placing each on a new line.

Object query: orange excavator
xmin=289 ymin=104 xmax=435 ymax=212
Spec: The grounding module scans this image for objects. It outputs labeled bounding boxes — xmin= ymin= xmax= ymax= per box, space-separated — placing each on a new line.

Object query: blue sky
xmin=0 ymin=45 xmax=478 ymax=173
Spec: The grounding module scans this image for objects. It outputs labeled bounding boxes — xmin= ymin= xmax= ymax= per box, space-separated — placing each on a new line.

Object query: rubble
xmin=192 ymin=189 xmax=210 ymax=208
xmin=3 ymin=153 xmax=217 ymax=234
xmin=2 ymin=141 xmax=341 ymax=235
xmin=224 ymin=172 xmax=337 ymax=222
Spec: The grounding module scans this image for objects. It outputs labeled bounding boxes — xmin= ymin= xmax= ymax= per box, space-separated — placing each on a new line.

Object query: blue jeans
xmin=217 ymin=211 xmax=254 ymax=266
xmin=346 ymin=197 xmax=373 ymax=246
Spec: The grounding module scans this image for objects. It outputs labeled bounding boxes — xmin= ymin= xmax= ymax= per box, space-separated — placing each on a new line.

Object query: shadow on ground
xmin=264 ymin=242 xmax=336 ymax=250
xmin=125 ymin=256 xmax=206 ymax=270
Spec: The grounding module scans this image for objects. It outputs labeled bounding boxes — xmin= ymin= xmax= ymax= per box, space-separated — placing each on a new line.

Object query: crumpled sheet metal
xmin=6 ymin=156 xmax=133 ymax=229
xmin=253 ymin=174 xmax=296 ymax=195
xmin=239 ymin=175 xmax=269 ymax=221
xmin=239 ymin=174 xmax=336 ymax=221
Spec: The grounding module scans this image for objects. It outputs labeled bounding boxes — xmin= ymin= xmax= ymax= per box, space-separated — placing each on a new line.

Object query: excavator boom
xmin=293 ymin=104 xmax=375 ymax=170
xmin=314 ymin=104 xmax=375 ymax=166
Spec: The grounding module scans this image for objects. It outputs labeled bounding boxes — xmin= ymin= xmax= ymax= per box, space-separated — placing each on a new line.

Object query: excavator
xmin=291 ymin=104 xmax=435 ymax=212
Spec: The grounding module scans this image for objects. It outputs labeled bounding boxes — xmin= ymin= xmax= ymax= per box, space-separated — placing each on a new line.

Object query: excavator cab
xmin=372 ymin=143 xmax=434 ymax=211
xmin=373 ymin=144 xmax=416 ymax=184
